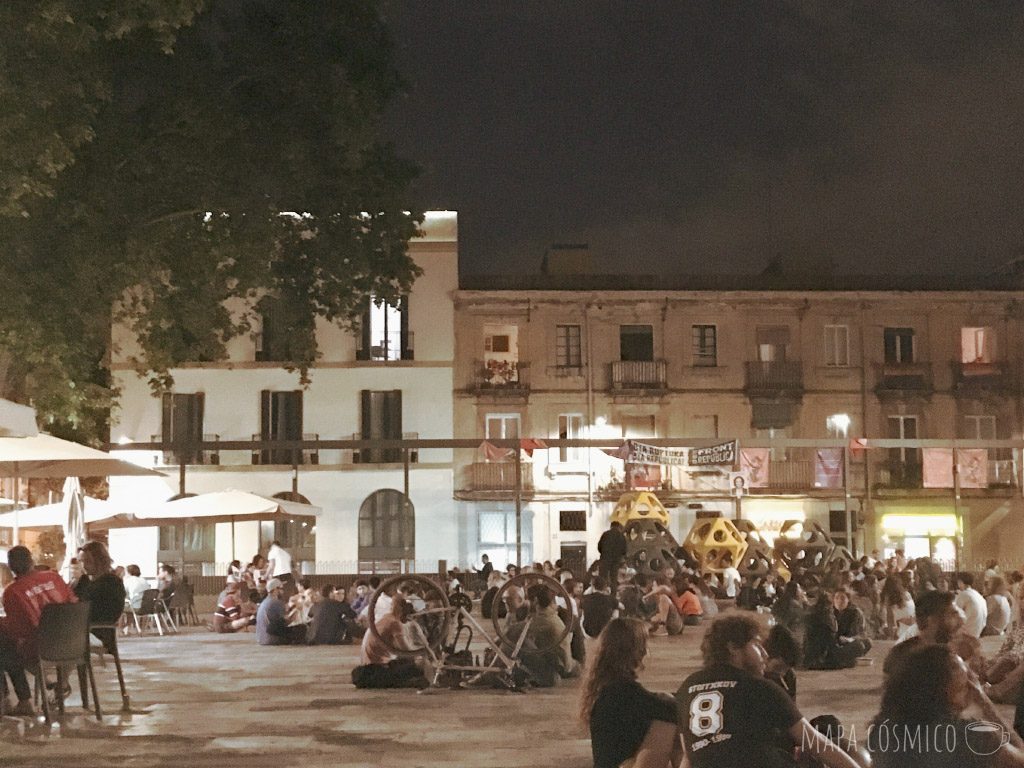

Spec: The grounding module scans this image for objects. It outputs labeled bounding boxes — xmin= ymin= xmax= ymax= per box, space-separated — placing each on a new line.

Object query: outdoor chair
xmin=90 ymin=621 xmax=130 ymax=711
xmin=31 ymin=601 xmax=101 ymax=723
xmin=168 ymin=582 xmax=199 ymax=626
xmin=135 ymin=589 xmax=172 ymax=635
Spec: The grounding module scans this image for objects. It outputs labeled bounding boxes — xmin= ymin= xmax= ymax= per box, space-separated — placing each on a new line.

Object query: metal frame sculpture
xmin=682 ymin=517 xmax=749 ymax=573
xmin=732 ymin=519 xmax=773 ymax=577
xmin=610 ymin=492 xmax=684 ymax=577
xmin=773 ymin=520 xmax=836 ymax=573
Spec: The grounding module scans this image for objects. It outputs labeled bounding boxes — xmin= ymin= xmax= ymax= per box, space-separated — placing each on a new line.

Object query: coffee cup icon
xmin=966 ymin=721 xmax=1010 ymax=756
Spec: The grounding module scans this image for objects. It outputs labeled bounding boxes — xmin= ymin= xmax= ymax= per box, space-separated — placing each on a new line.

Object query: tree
xmin=0 ymin=1 xmax=423 ymax=443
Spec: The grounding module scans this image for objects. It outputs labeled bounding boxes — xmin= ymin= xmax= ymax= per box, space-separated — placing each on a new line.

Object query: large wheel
xmin=490 ymin=573 xmax=573 ymax=654
xmin=367 ymin=574 xmax=452 ymax=657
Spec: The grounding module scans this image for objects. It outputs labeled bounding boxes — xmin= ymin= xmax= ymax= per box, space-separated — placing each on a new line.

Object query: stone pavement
xmin=0 ymin=620 xmax=1012 ymax=768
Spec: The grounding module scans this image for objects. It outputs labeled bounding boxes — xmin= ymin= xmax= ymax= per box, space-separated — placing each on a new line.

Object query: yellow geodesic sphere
xmin=609 ymin=491 xmax=670 ymax=527
xmin=682 ymin=517 xmax=749 ymax=574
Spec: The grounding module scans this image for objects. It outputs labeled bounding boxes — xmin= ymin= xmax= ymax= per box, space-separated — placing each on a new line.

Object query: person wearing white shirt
xmin=954 ymin=573 xmax=988 ymax=638
xmin=721 ymin=555 xmax=742 ymax=599
xmin=266 ymin=540 xmax=294 ymax=599
xmin=121 ymin=564 xmax=150 ymax=611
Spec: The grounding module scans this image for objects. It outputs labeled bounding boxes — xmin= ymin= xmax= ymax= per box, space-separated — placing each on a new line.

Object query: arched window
xmin=358 ymin=489 xmax=414 ymax=568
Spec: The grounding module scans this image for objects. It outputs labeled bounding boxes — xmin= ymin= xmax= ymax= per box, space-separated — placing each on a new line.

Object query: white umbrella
xmin=60 ymin=477 xmax=85 ymax=581
xmin=132 ymin=489 xmax=321 ymax=522
xmin=0 ymin=399 xmax=38 ymax=437
xmin=0 ymin=496 xmax=125 ymax=528
xmin=0 ymin=434 xmax=161 ymax=478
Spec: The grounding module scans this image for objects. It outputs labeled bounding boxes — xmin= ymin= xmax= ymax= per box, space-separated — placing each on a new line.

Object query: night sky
xmin=384 ymin=2 xmax=1024 ymax=277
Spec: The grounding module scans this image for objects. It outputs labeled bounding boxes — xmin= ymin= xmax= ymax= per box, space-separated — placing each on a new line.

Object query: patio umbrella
xmin=0 ymin=399 xmax=38 ymax=437
xmin=132 ymin=489 xmax=321 ymax=522
xmin=0 ymin=496 xmax=126 ymax=528
xmin=60 ymin=477 xmax=86 ymax=581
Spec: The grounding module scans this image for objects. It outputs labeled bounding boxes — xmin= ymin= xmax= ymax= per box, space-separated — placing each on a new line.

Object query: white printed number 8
xmin=689 ymin=691 xmax=724 ymax=737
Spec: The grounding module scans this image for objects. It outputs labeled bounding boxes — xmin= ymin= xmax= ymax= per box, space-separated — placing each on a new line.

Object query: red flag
xmin=848 ymin=438 xmax=869 ymax=457
xmin=478 ymin=441 xmax=512 ymax=462
xmin=519 ymin=438 xmax=548 ymax=457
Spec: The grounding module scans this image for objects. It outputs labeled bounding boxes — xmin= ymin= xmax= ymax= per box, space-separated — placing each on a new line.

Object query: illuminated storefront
xmin=877 ymin=506 xmax=960 ymax=570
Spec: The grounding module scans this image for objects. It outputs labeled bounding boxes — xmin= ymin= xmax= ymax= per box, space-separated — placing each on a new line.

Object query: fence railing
xmin=462 ymin=461 xmax=535 ymax=491
xmin=610 ymin=359 xmax=667 ymax=389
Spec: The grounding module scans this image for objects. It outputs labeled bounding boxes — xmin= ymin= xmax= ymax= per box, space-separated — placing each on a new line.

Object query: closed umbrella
xmin=60 ymin=477 xmax=86 ymax=582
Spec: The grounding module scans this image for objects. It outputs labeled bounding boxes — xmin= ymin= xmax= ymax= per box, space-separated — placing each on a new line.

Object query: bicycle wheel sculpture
xmin=490 ymin=573 xmax=574 ymax=653
xmin=366 ymin=574 xmax=452 ymax=657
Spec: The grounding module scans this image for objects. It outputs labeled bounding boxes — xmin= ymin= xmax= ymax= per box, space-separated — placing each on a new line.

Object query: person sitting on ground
xmin=674 ymin=614 xmax=861 ymax=768
xmin=351 ymin=595 xmax=429 ymax=689
xmin=803 ymin=591 xmax=840 ymax=670
xmin=829 ymin=586 xmax=872 ymax=668
xmin=772 ymin=580 xmax=807 ymax=639
xmin=869 ymin=644 xmax=1024 ymax=767
xmin=719 ymin=554 xmax=742 ymax=599
xmin=480 ymin=571 xmax=506 ymax=620
xmin=881 ymin=574 xmax=916 ymax=641
xmin=504 ymin=584 xmax=577 ymax=687
xmin=73 ymin=540 xmax=127 ymax=653
xmin=672 ymin=574 xmax=704 ymax=626
xmin=307 ymin=584 xmax=354 ymax=645
xmin=331 ymin=585 xmax=358 ymax=623
xmin=245 ymin=555 xmax=267 ymax=594
xmin=212 ymin=582 xmax=257 ymax=633
xmin=349 ymin=579 xmax=370 ymax=615
xmin=286 ymin=578 xmax=315 ymax=627
xmin=579 ymin=617 xmax=682 ymax=768
xmin=0 ymin=546 xmax=76 ymax=717
xmin=121 ymin=564 xmax=150 ymax=612
xmin=693 ymin=575 xmax=719 ymax=619
xmin=955 ymin=572 xmax=988 ymax=639
xmin=765 ymin=624 xmax=801 ymax=701
xmin=256 ymin=578 xmax=306 ymax=645
xmin=643 ymin=575 xmax=683 ymax=636
xmin=883 ymin=590 xmax=965 ymax=676
xmin=580 ymin=576 xmax=620 ymax=639
xmin=985 ymin=576 xmax=1013 ymax=637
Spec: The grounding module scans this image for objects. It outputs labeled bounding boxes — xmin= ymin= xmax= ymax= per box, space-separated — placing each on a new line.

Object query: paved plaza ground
xmin=0 ymin=617 xmax=1013 ymax=768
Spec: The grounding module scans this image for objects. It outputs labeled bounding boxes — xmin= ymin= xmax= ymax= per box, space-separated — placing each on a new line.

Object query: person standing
xmin=266 ymin=540 xmax=294 ymax=598
xmin=597 ymin=521 xmax=627 ymax=589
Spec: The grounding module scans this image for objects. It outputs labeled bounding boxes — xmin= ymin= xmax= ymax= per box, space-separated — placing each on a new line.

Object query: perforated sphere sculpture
xmin=732 ymin=519 xmax=773 ymax=578
xmin=623 ymin=518 xmax=682 ymax=577
xmin=773 ymin=520 xmax=836 ymax=573
xmin=825 ymin=544 xmax=856 ymax=572
xmin=682 ymin=517 xmax=749 ymax=574
xmin=610 ymin=491 xmax=671 ymax=527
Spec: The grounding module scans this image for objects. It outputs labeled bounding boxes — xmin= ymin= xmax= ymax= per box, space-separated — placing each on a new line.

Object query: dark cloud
xmin=383 ymin=1 xmax=1024 ymax=276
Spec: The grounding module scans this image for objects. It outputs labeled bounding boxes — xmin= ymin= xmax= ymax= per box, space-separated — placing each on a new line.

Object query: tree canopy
xmin=0 ymin=0 xmax=423 ymax=443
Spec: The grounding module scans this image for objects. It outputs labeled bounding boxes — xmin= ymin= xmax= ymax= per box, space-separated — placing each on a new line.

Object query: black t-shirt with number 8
xmin=675 ymin=663 xmax=804 ymax=768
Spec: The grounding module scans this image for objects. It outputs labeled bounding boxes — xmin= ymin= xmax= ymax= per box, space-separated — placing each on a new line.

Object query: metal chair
xmin=168 ymin=582 xmax=198 ymax=627
xmin=32 ymin=601 xmax=101 ymax=723
xmin=136 ymin=589 xmax=171 ymax=635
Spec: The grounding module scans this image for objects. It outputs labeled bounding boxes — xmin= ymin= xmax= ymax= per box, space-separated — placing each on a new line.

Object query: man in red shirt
xmin=0 ymin=546 xmax=75 ymax=716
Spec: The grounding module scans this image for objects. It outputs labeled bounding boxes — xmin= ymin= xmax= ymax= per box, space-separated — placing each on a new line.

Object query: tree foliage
xmin=0 ymin=1 xmax=423 ymax=442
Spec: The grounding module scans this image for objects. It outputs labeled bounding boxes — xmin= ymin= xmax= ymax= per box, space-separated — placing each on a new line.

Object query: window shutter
xmin=386 ymin=390 xmax=402 ymax=440
xmin=260 ymin=391 xmax=272 ymax=441
xmin=192 ymin=393 xmax=205 ymax=444
xmin=360 ymin=390 xmax=372 ymax=440
xmin=356 ymin=299 xmax=371 ymax=361
xmin=883 ymin=330 xmax=897 ymax=363
xmin=400 ymin=296 xmax=413 ymax=360
xmin=161 ymin=393 xmax=173 ymax=445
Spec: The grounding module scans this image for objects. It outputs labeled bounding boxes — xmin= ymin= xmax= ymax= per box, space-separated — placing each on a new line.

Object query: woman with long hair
xmin=870 ymin=644 xmax=1024 ymax=766
xmin=880 ymin=574 xmax=916 ymax=641
xmin=579 ymin=618 xmax=681 ymax=768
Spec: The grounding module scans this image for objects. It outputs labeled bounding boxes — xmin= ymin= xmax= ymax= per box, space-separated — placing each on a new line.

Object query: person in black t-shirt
xmin=597 ymin=522 xmax=628 ymax=588
xmin=675 ymin=614 xmax=860 ymax=768
xmin=580 ymin=576 xmax=620 ymax=638
xmin=579 ymin=617 xmax=681 ymax=768
xmin=74 ymin=541 xmax=127 ymax=653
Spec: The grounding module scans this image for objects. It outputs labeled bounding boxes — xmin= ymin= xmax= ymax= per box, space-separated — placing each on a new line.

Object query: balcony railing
xmin=764 ymin=459 xmax=814 ymax=491
xmin=152 ymin=433 xmax=220 ymax=465
xmin=352 ymin=432 xmax=420 ymax=464
xmin=473 ymin=360 xmax=530 ymax=392
xmin=610 ymin=359 xmax=667 ymax=390
xmin=875 ymin=362 xmax=932 ymax=397
xmin=875 ymin=459 xmax=923 ymax=489
xmin=464 ymin=461 xmax=534 ymax=492
xmin=744 ymin=361 xmax=804 ymax=394
xmin=953 ymin=361 xmax=1014 ymax=394
xmin=251 ymin=433 xmax=319 ymax=465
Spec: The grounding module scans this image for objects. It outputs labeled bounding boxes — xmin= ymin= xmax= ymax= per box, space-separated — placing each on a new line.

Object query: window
xmin=159 ymin=521 xmax=214 ymax=558
xmin=486 ymin=334 xmax=511 ymax=353
xmin=620 ymin=325 xmax=654 ymax=361
xmin=486 ymin=413 xmax=520 ymax=440
xmin=621 ymin=415 xmax=656 ymax=439
xmin=260 ymin=519 xmax=315 ymax=552
xmin=161 ymin=393 xmax=204 ymax=463
xmin=824 ymin=325 xmax=849 ymax=367
xmin=884 ymin=328 xmax=915 ymax=364
xmin=358 ymin=489 xmax=414 ymax=565
xmin=259 ymin=390 xmax=303 ymax=464
xmin=826 ymin=413 xmax=851 ymax=438
xmin=692 ymin=325 xmax=717 ymax=367
xmin=690 ymin=415 xmax=719 ymax=438
xmin=887 ymin=415 xmax=920 ymax=465
xmin=556 ymin=324 xmax=582 ymax=368
xmin=357 ymin=295 xmax=411 ymax=361
xmin=962 ymin=414 xmax=996 ymax=441
xmin=961 ymin=327 xmax=995 ymax=364
xmin=359 ymin=390 xmax=402 ymax=463
xmin=757 ymin=326 xmax=790 ymax=363
xmin=478 ymin=509 xmax=532 ymax=567
xmin=557 ymin=413 xmax=584 ymax=462
xmin=559 ymin=510 xmax=587 ymax=532
xmin=255 ymin=299 xmax=287 ymax=362
xmin=751 ymin=401 xmax=795 ymax=429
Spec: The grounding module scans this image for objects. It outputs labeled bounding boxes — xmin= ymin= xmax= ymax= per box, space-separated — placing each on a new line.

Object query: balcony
xmin=152 ymin=433 xmax=221 ymax=466
xmin=744 ymin=361 xmax=804 ymax=397
xmin=874 ymin=459 xmax=923 ymax=490
xmin=463 ymin=461 xmax=534 ymax=492
xmin=875 ymin=362 xmax=933 ymax=399
xmin=953 ymin=361 xmax=1015 ymax=396
xmin=763 ymin=459 xmax=814 ymax=491
xmin=471 ymin=360 xmax=530 ymax=395
xmin=251 ymin=433 xmax=319 ymax=466
xmin=610 ymin=359 xmax=667 ymax=390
